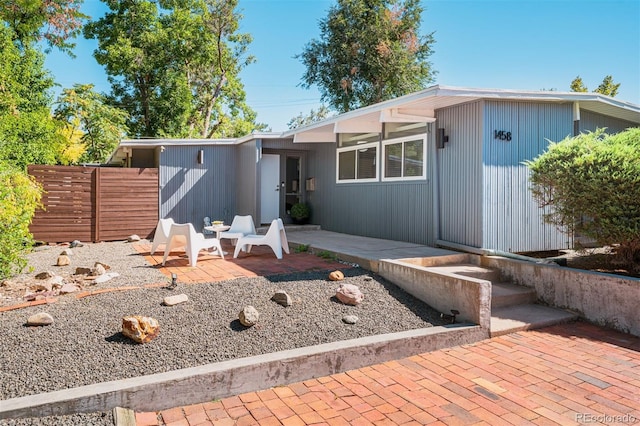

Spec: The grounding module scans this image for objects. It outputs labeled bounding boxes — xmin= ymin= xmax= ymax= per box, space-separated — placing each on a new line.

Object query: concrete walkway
xmin=130 ymin=229 xmax=640 ymax=425
xmin=135 ymin=321 xmax=640 ymax=425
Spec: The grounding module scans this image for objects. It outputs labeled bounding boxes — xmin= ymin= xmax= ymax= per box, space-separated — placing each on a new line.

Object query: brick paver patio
xmin=134 ymin=320 xmax=640 ymax=425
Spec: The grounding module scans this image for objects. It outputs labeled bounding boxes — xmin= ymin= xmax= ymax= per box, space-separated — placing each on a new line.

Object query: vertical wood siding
xmin=436 ymin=101 xmax=483 ymax=248
xmin=579 ymin=109 xmax=637 ymax=134
xmin=159 ymin=145 xmax=236 ymax=228
xmin=235 ymin=140 xmax=258 ymax=219
xmin=301 ymin=138 xmax=435 ymax=245
xmin=483 ymin=101 xmax=573 ymax=252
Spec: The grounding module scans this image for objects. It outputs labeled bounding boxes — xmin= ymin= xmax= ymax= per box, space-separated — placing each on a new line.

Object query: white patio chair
xmin=233 ymin=218 xmax=290 ymax=260
xmin=162 ymin=223 xmax=224 ymax=267
xmin=150 ymin=218 xmax=175 ymax=255
xmin=219 ymin=215 xmax=256 ymax=246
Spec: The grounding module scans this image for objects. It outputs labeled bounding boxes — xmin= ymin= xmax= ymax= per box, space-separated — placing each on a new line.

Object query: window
xmin=382 ymin=135 xmax=426 ymax=181
xmin=336 ymin=141 xmax=379 ymax=182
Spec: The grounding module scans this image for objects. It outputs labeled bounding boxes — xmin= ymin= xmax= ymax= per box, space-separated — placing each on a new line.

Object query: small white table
xmin=204 ymin=225 xmax=231 ymax=240
xmin=204 ymin=225 xmax=231 ymax=255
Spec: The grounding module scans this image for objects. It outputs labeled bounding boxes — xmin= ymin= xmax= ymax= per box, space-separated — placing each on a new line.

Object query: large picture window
xmin=382 ymin=135 xmax=426 ymax=181
xmin=336 ymin=141 xmax=378 ymax=182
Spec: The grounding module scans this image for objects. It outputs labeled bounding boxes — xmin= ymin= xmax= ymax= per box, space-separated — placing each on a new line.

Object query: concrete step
xmin=428 ymin=264 xmax=502 ymax=281
xmin=491 ymin=282 xmax=536 ymax=308
xmin=490 ymin=304 xmax=578 ymax=337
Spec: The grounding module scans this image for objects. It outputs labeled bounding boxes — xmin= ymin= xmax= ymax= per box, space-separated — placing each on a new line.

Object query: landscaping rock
xmin=35 ymin=271 xmax=56 ymax=280
xmin=93 ymin=272 xmax=120 ymax=284
xmin=56 ymin=255 xmax=71 ymax=266
xmin=91 ymin=263 xmax=106 ymax=276
xmin=60 ymin=248 xmax=73 ymax=256
xmin=75 ymin=267 xmax=92 ymax=275
xmin=336 ymin=284 xmax=364 ymax=306
xmin=342 ymin=315 xmax=359 ymax=324
xmin=27 ymin=312 xmax=54 ymax=326
xmin=163 ymin=294 xmax=189 ymax=306
xmin=122 ymin=316 xmax=160 ymax=343
xmin=329 ymin=270 xmax=344 ymax=281
xmin=239 ymin=306 xmax=259 ymax=327
xmin=69 ymin=240 xmax=84 ymax=248
xmin=128 ymin=234 xmax=141 ymax=242
xmin=271 ymin=290 xmax=292 ymax=307
xmin=30 ymin=281 xmax=53 ymax=292
xmin=59 ymin=284 xmax=80 ymax=294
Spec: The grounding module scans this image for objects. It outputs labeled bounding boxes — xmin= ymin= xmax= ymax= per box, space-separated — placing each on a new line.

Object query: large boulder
xmin=122 ymin=316 xmax=160 ymax=343
xmin=335 ymin=284 xmax=364 ymax=306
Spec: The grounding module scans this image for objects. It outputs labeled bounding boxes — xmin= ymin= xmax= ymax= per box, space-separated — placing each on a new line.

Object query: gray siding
xmin=235 ymin=140 xmax=259 ymax=219
xmin=159 ymin=145 xmax=236 ymax=227
xmin=579 ymin=109 xmax=637 ymax=134
xmin=302 ymin=137 xmax=436 ymax=245
xmin=483 ymin=101 xmax=573 ymax=253
xmin=436 ymin=101 xmax=483 ymax=248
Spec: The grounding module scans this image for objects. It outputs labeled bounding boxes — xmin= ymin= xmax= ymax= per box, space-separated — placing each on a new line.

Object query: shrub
xmin=525 ymin=128 xmax=640 ymax=269
xmin=0 ymin=162 xmax=43 ymax=278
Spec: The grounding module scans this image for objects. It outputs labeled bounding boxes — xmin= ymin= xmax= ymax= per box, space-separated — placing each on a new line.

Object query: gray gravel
xmin=0 ymin=240 xmax=445 ymax=424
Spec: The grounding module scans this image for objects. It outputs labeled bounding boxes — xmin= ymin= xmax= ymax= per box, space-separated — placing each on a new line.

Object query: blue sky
xmin=45 ymin=0 xmax=640 ymax=131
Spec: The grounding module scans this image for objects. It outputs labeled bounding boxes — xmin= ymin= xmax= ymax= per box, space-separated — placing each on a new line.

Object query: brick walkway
xmin=134 ymin=242 xmax=349 ymax=284
xmin=135 ymin=321 xmax=640 ymax=425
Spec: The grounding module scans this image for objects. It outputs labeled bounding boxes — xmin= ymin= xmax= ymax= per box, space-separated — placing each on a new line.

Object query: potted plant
xmin=290 ymin=202 xmax=310 ymax=224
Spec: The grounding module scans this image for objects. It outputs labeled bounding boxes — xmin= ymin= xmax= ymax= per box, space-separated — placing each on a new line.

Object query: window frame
xmin=381 ymin=134 xmax=427 ymax=182
xmin=335 ymin=141 xmax=380 ymax=183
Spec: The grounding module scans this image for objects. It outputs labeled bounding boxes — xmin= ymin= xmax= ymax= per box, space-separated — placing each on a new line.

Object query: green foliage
xmin=569 ymin=76 xmax=587 ymax=93
xmin=55 ymin=84 xmax=129 ymax=163
xmin=297 ymin=0 xmax=436 ymax=113
xmin=317 ymin=250 xmax=337 ymax=261
xmin=287 ymin=105 xmax=333 ymax=129
xmin=295 ymin=244 xmax=310 ymax=253
xmin=0 ymin=0 xmax=87 ymax=53
xmin=569 ymin=75 xmax=620 ymax=97
xmin=526 ymin=128 xmax=640 ymax=269
xmin=85 ymin=0 xmax=267 ymax=138
xmin=290 ymin=202 xmax=310 ymax=220
xmin=0 ymin=26 xmax=68 ymax=169
xmin=0 ymin=162 xmax=42 ymax=279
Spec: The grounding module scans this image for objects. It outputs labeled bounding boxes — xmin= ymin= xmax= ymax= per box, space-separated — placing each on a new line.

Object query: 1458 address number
xmin=494 ymin=130 xmax=512 ymax=141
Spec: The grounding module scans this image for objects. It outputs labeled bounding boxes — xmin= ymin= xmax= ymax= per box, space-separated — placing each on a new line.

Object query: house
xmin=109 ymin=85 xmax=640 ymax=254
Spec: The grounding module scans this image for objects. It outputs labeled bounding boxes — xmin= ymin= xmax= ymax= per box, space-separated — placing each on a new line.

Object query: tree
xmin=0 ymin=26 xmax=66 ymax=169
xmin=287 ymin=105 xmax=333 ymax=129
xmin=595 ymin=75 xmax=621 ymax=97
xmin=569 ymin=76 xmax=587 ymax=93
xmin=55 ymin=84 xmax=129 ymax=163
xmin=84 ymin=0 xmax=266 ymax=138
xmin=0 ymin=0 xmax=86 ymax=53
xmin=526 ymin=128 xmax=640 ymax=270
xmin=297 ymin=0 xmax=436 ymax=113
xmin=570 ymin=75 xmax=620 ymax=97
xmin=0 ymin=161 xmax=42 ymax=279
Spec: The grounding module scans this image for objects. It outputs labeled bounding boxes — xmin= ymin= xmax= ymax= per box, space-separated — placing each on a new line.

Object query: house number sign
xmin=494 ymin=130 xmax=512 ymax=141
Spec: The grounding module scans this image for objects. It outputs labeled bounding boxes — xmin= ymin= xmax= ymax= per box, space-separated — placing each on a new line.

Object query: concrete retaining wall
xmin=481 ymin=256 xmax=640 ymax=336
xmin=378 ymin=255 xmax=492 ymax=332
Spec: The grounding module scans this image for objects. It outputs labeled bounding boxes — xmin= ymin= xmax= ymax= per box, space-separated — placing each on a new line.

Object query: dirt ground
xmin=522 ymin=246 xmax=640 ymax=279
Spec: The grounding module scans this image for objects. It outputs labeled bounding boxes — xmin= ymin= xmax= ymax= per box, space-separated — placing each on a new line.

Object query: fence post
xmin=94 ymin=167 xmax=101 ymax=242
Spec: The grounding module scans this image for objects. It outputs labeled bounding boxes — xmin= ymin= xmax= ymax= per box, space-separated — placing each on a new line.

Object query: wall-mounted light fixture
xmin=197 ymin=150 xmax=204 ymax=164
xmin=436 ymin=128 xmax=449 ymax=149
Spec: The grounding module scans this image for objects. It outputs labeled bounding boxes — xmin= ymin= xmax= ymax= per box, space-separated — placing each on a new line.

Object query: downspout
xmin=430 ymin=122 xmax=441 ymax=244
xmin=573 ymin=102 xmax=580 ymax=136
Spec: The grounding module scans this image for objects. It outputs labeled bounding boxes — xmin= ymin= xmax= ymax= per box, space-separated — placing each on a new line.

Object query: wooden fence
xmin=28 ymin=165 xmax=159 ymax=243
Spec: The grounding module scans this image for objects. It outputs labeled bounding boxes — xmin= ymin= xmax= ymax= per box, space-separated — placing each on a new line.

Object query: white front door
xmin=260 ymin=154 xmax=280 ymax=224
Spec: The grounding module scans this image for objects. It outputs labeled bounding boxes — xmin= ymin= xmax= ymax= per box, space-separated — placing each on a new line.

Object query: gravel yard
xmin=0 ymin=240 xmax=445 ymax=424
